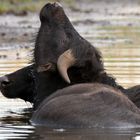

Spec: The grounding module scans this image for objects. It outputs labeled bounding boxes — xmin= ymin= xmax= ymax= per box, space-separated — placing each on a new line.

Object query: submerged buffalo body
xmin=31 ymin=83 xmax=140 ymax=128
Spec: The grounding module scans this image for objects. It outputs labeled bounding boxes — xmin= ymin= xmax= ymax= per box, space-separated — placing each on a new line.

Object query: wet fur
xmin=31 ymin=83 xmax=140 ymax=128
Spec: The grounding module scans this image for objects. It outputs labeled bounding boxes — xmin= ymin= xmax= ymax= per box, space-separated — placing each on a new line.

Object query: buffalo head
xmin=34 ymin=2 xmax=104 ymax=83
xmin=0 ymin=65 xmax=35 ymax=103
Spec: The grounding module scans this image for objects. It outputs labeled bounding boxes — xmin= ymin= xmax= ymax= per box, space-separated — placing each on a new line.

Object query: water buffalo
xmin=33 ymin=2 xmax=126 ymax=108
xmin=31 ymin=83 xmax=140 ymax=128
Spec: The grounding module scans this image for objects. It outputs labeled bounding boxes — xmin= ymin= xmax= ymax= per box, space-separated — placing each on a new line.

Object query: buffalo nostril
xmin=0 ymin=76 xmax=10 ymax=87
xmin=1 ymin=81 xmax=11 ymax=87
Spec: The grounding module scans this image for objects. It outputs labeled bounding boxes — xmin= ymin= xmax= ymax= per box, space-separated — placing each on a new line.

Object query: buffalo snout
xmin=0 ymin=76 xmax=11 ymax=88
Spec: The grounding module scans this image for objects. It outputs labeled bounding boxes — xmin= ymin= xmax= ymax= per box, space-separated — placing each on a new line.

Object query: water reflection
xmin=0 ymin=107 xmax=34 ymax=140
xmin=28 ymin=127 xmax=138 ymax=140
xmin=0 ymin=122 xmax=140 ymax=140
xmin=0 ymin=125 xmax=34 ymax=140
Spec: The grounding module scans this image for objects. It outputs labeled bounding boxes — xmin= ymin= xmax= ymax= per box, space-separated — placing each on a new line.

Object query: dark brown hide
xmin=124 ymin=85 xmax=140 ymax=108
xmin=31 ymin=83 xmax=140 ymax=128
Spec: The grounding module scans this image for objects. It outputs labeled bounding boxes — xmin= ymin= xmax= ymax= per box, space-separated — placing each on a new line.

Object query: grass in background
xmin=0 ymin=0 xmax=76 ymax=15
xmin=0 ymin=0 xmax=46 ymax=14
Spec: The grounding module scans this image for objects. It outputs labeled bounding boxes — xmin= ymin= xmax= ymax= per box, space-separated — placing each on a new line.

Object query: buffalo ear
xmin=37 ymin=63 xmax=55 ymax=73
xmin=57 ymin=49 xmax=76 ymax=83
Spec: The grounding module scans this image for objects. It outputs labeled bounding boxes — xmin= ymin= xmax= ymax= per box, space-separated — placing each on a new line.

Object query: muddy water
xmin=1 ymin=2 xmax=140 ymax=140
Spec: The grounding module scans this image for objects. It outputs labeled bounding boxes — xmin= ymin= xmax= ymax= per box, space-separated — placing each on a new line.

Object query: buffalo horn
xmin=57 ymin=49 xmax=76 ymax=83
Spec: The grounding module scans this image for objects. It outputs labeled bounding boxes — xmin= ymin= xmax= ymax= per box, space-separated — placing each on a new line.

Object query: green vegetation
xmin=0 ymin=0 xmax=76 ymax=15
xmin=0 ymin=0 xmax=44 ymax=14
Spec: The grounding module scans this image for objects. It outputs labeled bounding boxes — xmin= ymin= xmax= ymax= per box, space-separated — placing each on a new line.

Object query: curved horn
xmin=57 ymin=49 xmax=76 ymax=83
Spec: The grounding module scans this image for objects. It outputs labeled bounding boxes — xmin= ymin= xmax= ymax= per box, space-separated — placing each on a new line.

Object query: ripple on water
xmin=0 ymin=125 xmax=35 ymax=140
